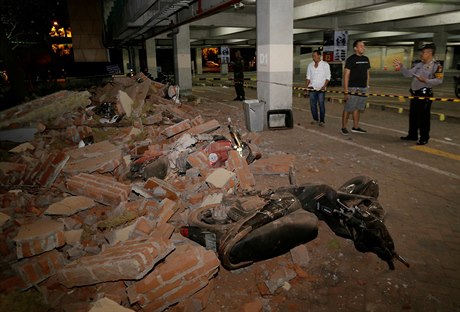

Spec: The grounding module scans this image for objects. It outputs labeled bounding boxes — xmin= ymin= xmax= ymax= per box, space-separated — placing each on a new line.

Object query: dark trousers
xmin=234 ymin=81 xmax=245 ymax=100
xmin=408 ymin=97 xmax=432 ymax=141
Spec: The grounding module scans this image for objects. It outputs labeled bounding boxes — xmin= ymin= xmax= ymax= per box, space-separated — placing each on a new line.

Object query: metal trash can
xmin=243 ymin=100 xmax=264 ymax=132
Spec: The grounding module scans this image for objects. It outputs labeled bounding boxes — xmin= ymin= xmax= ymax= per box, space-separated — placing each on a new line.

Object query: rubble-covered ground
xmin=1 ymin=74 xmax=459 ymax=312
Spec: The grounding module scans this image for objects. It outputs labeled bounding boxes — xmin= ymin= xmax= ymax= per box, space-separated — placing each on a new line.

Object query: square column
xmin=146 ymin=38 xmax=158 ymax=79
xmin=195 ymin=48 xmax=203 ymax=75
xmin=256 ymin=0 xmax=293 ymax=113
xmin=173 ymin=25 xmax=192 ymax=95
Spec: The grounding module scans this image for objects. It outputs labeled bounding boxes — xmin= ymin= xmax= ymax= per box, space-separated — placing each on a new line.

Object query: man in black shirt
xmin=342 ymin=40 xmax=371 ymax=135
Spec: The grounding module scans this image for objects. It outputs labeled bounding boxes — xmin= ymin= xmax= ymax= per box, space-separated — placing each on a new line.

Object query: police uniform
xmin=399 ymin=43 xmax=443 ymax=145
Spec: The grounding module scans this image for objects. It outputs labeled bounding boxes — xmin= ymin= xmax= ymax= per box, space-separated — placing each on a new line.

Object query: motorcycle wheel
xmin=187 ymin=206 xmax=235 ymax=233
xmin=455 ymin=82 xmax=460 ymax=98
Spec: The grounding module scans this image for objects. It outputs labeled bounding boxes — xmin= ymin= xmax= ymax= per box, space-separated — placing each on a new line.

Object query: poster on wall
xmin=221 ymin=46 xmax=230 ymax=64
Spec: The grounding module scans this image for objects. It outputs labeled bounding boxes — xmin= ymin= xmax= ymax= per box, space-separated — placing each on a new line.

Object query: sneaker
xmin=311 ymin=120 xmax=319 ymax=124
xmin=341 ymin=128 xmax=349 ymax=135
xmin=351 ymin=127 xmax=367 ymax=133
xmin=318 ymin=122 xmax=325 ymax=127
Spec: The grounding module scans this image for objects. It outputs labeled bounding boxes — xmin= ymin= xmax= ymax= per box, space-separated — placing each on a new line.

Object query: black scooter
xmin=181 ymin=176 xmax=410 ymax=271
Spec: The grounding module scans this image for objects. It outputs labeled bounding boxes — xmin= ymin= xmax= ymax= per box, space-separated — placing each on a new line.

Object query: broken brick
xmin=13 ymin=218 xmax=65 ymax=259
xmin=126 ymin=243 xmax=219 ymax=311
xmin=57 ymin=237 xmax=175 ymax=288
xmin=162 ymin=119 xmax=192 ymax=138
xmin=142 ymin=177 xmax=181 ymax=201
xmin=66 ymin=173 xmax=131 ymax=206
xmin=12 ymin=249 xmax=66 ymax=289
xmin=226 ymin=150 xmax=255 ymax=191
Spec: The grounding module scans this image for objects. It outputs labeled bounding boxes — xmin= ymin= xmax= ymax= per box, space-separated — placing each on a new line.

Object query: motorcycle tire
xmin=187 ymin=205 xmax=236 ymax=233
xmin=455 ymin=82 xmax=460 ymax=98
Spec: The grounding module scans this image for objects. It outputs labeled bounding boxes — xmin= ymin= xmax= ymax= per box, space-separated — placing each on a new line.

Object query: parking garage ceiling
xmin=105 ymin=0 xmax=460 ymax=48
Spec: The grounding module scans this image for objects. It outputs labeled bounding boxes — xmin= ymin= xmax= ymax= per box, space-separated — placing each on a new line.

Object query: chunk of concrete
xmin=205 ymin=168 xmax=236 ymax=189
xmin=118 ymin=90 xmax=133 ymax=117
xmin=9 ymin=142 xmax=35 ymax=153
xmin=0 ymin=212 xmax=11 ymax=227
xmin=89 ymin=297 xmax=134 ymax=312
xmin=45 ymin=196 xmax=96 ymax=216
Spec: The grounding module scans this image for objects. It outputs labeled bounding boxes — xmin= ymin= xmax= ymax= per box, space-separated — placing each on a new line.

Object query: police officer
xmin=393 ymin=43 xmax=443 ymax=145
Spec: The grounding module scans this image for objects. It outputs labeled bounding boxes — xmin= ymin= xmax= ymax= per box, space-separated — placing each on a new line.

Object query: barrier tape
xmin=292 ymin=86 xmax=460 ymax=103
xmin=193 ymin=77 xmax=460 ymax=103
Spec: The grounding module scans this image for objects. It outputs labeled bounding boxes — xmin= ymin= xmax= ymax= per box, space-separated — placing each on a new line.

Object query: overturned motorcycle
xmin=181 ymin=176 xmax=410 ymax=270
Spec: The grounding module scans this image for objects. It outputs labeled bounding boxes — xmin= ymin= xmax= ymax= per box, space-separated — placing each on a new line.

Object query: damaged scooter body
xmin=181 ymin=176 xmax=409 ymax=271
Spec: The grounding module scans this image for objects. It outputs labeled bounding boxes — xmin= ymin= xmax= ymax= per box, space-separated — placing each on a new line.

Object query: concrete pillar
xmin=432 ymin=31 xmax=447 ymax=62
xmin=221 ymin=63 xmax=228 ymax=75
xmin=133 ymin=47 xmax=140 ymax=73
xmin=195 ymin=48 xmax=203 ymax=75
xmin=122 ymin=48 xmax=129 ymax=74
xmin=173 ymin=25 xmax=192 ymax=94
xmin=146 ymin=38 xmax=158 ymax=79
xmin=293 ymin=45 xmax=301 ymax=76
xmin=256 ymin=0 xmax=293 ymax=114
xmin=445 ymin=47 xmax=454 ymax=69
xmin=381 ymin=46 xmax=386 ymax=70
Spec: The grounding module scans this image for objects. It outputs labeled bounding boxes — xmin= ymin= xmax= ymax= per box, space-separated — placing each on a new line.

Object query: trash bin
xmin=243 ymin=100 xmax=264 ymax=132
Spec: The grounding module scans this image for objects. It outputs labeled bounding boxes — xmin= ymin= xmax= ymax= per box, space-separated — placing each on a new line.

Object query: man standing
xmin=393 ymin=43 xmax=443 ymax=145
xmin=342 ymin=40 xmax=370 ymax=135
xmin=233 ymin=50 xmax=245 ymax=101
xmin=306 ymin=50 xmax=331 ymax=126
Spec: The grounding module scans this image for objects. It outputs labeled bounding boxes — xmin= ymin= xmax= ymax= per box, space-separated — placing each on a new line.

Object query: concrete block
xmin=45 ymin=196 xmax=95 ymax=216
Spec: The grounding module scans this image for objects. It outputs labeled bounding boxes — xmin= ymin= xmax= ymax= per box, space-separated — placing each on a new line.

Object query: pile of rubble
xmin=0 ymin=74 xmax=296 ymax=311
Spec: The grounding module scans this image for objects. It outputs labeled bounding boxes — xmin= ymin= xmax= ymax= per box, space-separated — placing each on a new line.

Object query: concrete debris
xmin=89 ymin=297 xmax=135 ymax=312
xmin=0 ymin=74 xmax=297 ymax=311
xmin=44 ymin=195 xmax=96 ymax=216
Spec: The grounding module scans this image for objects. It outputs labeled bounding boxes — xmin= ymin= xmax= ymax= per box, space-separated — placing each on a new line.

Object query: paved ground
xmin=184 ymin=82 xmax=460 ymax=312
xmin=193 ymin=69 xmax=460 ymax=120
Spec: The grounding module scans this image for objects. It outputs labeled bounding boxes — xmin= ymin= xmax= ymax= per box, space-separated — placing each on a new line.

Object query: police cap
xmin=418 ymin=43 xmax=436 ymax=53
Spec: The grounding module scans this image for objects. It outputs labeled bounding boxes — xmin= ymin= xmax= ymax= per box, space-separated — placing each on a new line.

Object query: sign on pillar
xmin=259 ymin=52 xmax=268 ymax=67
xmin=323 ymin=30 xmax=348 ymax=62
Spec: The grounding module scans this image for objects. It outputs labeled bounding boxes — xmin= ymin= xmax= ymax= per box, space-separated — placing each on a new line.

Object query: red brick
xmin=14 ymin=219 xmax=65 ymax=259
xmin=57 ymin=237 xmax=174 ymax=287
xmin=127 ymin=243 xmax=219 ymax=311
xmin=167 ymin=277 xmax=208 ymax=303
xmin=13 ymin=250 xmax=65 ymax=289
xmin=226 ymin=150 xmax=255 ymax=191
xmin=187 ymin=192 xmax=205 ymax=206
xmin=65 ymin=173 xmax=130 ymax=206
xmin=35 ymin=151 xmax=69 ymax=187
xmin=131 ymin=217 xmax=154 ymax=237
xmin=0 ymin=275 xmax=27 ymax=293
xmin=143 ymin=278 xmax=182 ymax=304
xmin=190 ymin=115 xmax=204 ymax=127
xmin=143 ymin=177 xmax=180 ymax=201
xmin=96 ymin=281 xmax=129 ymax=306
xmin=186 ymin=119 xmax=220 ymax=135
xmin=162 ymin=119 xmax=192 ymax=138
xmin=159 ymin=251 xmax=200 ymax=282
xmin=153 ymin=198 xmax=179 ymax=226
xmin=187 ymin=150 xmax=210 ymax=172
